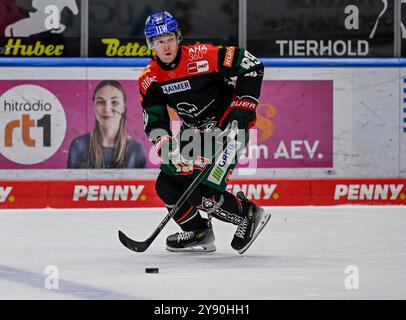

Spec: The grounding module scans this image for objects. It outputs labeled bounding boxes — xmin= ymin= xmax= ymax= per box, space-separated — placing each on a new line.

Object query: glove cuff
xmin=230 ymin=95 xmax=258 ymax=111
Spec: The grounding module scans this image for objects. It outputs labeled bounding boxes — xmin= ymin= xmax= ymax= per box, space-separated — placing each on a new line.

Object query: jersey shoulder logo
xmin=139 ymin=65 xmax=158 ymax=93
xmin=223 ymin=46 xmax=236 ymax=68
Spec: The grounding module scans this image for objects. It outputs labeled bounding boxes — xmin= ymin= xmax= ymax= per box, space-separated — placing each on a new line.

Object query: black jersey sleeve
xmin=217 ymin=47 xmax=264 ymax=129
xmin=139 ymin=65 xmax=172 ymax=145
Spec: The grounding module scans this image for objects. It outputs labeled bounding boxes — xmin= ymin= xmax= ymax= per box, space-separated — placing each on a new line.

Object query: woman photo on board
xmin=68 ymin=80 xmax=147 ymax=169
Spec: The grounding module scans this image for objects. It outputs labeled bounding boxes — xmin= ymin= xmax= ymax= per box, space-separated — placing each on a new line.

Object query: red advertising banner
xmin=49 ymin=179 xmax=311 ymax=208
xmin=311 ymin=179 xmax=406 ymax=205
xmin=1 ymin=179 xmax=405 ymax=209
xmin=226 ymin=179 xmax=311 ymax=206
xmin=48 ymin=180 xmax=164 ymax=208
xmin=0 ymin=181 xmax=48 ymax=208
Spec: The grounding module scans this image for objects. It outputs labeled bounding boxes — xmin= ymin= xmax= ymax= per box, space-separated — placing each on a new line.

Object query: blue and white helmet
xmin=144 ymin=11 xmax=182 ymax=49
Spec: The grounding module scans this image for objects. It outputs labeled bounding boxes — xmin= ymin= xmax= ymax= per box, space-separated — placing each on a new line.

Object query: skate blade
xmin=237 ymin=211 xmax=271 ymax=255
xmin=166 ymin=243 xmax=217 ymax=253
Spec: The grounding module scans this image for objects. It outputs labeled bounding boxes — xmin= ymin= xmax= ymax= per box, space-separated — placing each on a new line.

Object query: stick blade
xmin=118 ymin=230 xmax=149 ymax=253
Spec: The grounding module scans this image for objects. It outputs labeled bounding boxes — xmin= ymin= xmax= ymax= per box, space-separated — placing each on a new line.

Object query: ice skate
xmin=166 ymin=226 xmax=216 ymax=252
xmin=231 ymin=191 xmax=271 ymax=254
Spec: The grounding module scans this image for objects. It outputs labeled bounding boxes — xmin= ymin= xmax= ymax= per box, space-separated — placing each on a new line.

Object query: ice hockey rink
xmin=0 ymin=205 xmax=405 ymax=300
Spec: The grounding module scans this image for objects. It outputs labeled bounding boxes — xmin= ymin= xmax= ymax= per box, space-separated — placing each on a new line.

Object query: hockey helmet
xmin=144 ymin=11 xmax=182 ymax=49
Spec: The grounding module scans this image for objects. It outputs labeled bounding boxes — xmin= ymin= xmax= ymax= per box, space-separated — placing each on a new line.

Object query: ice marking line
xmin=0 ymin=265 xmax=137 ymax=300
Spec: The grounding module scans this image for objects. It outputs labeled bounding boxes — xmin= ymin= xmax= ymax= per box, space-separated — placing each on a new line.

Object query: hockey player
xmin=139 ymin=11 xmax=270 ymax=254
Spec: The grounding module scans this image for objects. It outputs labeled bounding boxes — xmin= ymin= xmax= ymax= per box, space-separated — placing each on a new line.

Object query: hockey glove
xmin=155 ymin=135 xmax=194 ymax=175
xmin=220 ymin=95 xmax=258 ymax=130
xmin=168 ymin=144 xmax=193 ymax=174
xmin=213 ymin=120 xmax=239 ymax=144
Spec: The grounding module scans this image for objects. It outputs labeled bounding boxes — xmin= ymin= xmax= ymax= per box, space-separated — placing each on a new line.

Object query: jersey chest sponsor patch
xmin=161 ymin=80 xmax=191 ymax=95
xmin=188 ymin=45 xmax=209 ymax=61
xmin=187 ymin=60 xmax=209 ymax=74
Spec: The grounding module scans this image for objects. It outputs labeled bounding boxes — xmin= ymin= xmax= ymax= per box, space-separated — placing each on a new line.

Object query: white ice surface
xmin=0 ymin=206 xmax=405 ymax=300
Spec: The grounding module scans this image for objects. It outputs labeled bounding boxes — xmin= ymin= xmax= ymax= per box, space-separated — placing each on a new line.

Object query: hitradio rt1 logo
xmin=0 ymin=84 xmax=66 ymax=165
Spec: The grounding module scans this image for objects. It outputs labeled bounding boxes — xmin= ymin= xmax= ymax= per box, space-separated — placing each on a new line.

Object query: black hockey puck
xmin=145 ymin=268 xmax=159 ymax=273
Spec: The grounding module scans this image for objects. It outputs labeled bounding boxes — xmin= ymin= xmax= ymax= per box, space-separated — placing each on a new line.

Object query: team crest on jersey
xmin=176 ymin=102 xmax=198 ymax=116
xmin=187 ymin=60 xmax=209 ymax=74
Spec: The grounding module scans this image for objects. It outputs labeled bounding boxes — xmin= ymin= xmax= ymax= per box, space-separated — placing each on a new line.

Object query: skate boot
xmin=166 ymin=221 xmax=216 ymax=252
xmin=231 ymin=191 xmax=271 ymax=254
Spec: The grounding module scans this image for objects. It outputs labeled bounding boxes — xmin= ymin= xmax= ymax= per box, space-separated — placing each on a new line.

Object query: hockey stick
xmin=118 ymin=121 xmax=239 ymax=252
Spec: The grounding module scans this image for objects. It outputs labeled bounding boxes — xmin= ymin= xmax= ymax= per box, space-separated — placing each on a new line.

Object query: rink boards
xmin=1 ymin=178 xmax=406 ymax=208
xmin=1 ymin=58 xmax=406 ymax=208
